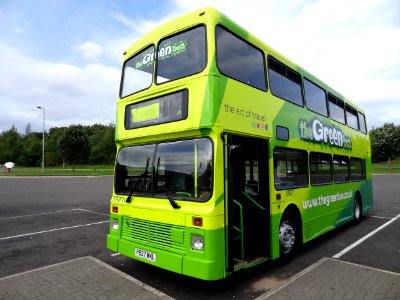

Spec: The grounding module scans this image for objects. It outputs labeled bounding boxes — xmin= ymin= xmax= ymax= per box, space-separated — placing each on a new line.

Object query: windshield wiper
xmin=155 ymin=157 xmax=180 ymax=209
xmin=163 ymin=185 xmax=181 ymax=209
xmin=126 ymin=157 xmax=150 ymax=203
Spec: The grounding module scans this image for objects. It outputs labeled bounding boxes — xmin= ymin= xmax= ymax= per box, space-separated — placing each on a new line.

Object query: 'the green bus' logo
xmin=135 ymin=40 xmax=187 ymax=70
xmin=298 ymin=118 xmax=352 ymax=149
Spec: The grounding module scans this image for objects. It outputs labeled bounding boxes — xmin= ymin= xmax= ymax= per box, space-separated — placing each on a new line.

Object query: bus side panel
xmin=269 ymin=213 xmax=281 ymax=260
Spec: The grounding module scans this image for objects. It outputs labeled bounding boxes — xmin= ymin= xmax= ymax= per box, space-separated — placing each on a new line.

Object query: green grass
xmin=372 ymin=158 xmax=400 ymax=174
xmin=0 ymin=165 xmax=114 ymax=176
xmin=2 ymin=161 xmax=399 ymax=176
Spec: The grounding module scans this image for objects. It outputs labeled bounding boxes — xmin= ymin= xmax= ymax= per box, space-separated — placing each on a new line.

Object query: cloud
xmin=0 ymin=44 xmax=120 ymax=133
xmin=1 ymin=0 xmax=399 ymax=133
xmin=105 ymin=9 xmax=186 ymax=67
xmin=111 ymin=11 xmax=181 ymax=37
xmin=73 ymin=41 xmax=103 ymax=60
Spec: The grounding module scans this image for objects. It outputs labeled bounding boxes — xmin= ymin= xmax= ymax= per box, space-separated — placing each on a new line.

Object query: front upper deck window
xmin=156 ymin=26 xmax=207 ymax=84
xmin=121 ymin=45 xmax=155 ymax=98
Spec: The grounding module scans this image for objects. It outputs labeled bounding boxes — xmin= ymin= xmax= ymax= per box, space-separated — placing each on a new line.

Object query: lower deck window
xmin=333 ymin=155 xmax=350 ymax=183
xmin=350 ymin=157 xmax=363 ymax=181
xmin=274 ymin=147 xmax=308 ymax=190
xmin=310 ymin=152 xmax=333 ymax=185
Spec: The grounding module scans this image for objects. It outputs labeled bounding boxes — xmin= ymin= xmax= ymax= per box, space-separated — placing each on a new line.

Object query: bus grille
xmin=121 ymin=216 xmax=186 ymax=254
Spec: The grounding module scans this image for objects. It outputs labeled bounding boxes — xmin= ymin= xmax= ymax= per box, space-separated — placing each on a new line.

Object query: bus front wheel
xmin=279 ymin=212 xmax=298 ymax=260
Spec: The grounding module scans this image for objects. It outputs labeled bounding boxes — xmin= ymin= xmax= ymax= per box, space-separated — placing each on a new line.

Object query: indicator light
xmin=193 ymin=217 xmax=203 ymax=227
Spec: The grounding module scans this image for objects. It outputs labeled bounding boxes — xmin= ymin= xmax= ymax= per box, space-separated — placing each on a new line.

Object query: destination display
xmin=125 ymin=89 xmax=188 ymax=129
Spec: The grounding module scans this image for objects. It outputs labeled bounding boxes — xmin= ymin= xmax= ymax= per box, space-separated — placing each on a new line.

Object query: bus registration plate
xmin=135 ymin=248 xmax=156 ymax=262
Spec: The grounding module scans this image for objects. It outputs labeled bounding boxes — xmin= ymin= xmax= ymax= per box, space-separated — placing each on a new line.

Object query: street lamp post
xmin=37 ymin=106 xmax=45 ymax=175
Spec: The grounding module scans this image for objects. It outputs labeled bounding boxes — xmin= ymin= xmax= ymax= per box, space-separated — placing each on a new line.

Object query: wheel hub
xmin=355 ymin=201 xmax=361 ymax=219
xmin=279 ymin=221 xmax=295 ymax=253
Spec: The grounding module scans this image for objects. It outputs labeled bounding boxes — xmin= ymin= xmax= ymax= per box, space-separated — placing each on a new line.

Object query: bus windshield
xmin=121 ymin=26 xmax=206 ymax=98
xmin=115 ymin=138 xmax=213 ymax=201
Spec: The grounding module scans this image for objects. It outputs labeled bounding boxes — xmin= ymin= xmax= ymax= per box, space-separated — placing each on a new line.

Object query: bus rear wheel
xmin=279 ymin=212 xmax=298 ymax=260
xmin=354 ymin=194 xmax=362 ymax=224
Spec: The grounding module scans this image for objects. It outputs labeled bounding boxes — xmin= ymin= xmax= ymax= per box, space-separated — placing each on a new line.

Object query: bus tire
xmin=353 ymin=193 xmax=362 ymax=224
xmin=279 ymin=212 xmax=298 ymax=261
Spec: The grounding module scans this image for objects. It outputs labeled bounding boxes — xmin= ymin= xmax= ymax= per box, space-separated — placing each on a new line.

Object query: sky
xmin=0 ymin=0 xmax=399 ymax=134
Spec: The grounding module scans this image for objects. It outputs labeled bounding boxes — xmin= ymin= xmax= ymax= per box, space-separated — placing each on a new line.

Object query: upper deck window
xmin=156 ymin=26 xmax=207 ymax=84
xmin=345 ymin=104 xmax=359 ymax=130
xmin=216 ymin=26 xmax=267 ymax=91
xmin=268 ymin=57 xmax=303 ymax=106
xmin=121 ymin=45 xmax=155 ymax=98
xmin=304 ymin=79 xmax=328 ymax=117
xmin=328 ymin=94 xmax=345 ymax=124
xmin=358 ymin=112 xmax=367 ymax=134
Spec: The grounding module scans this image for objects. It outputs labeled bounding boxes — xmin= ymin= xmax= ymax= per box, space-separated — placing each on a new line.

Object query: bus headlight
xmin=111 ymin=219 xmax=119 ymax=230
xmin=191 ymin=235 xmax=204 ymax=250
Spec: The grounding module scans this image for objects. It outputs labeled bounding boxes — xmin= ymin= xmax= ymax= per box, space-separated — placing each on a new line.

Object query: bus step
xmin=233 ymin=258 xmax=247 ymax=269
xmin=233 ymin=257 xmax=268 ymax=271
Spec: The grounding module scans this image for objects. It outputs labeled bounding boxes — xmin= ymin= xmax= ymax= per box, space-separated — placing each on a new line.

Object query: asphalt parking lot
xmin=0 ymin=175 xmax=399 ymax=299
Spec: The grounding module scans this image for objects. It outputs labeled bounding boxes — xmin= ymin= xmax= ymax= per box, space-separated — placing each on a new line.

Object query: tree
xmin=58 ymin=125 xmax=90 ymax=170
xmin=19 ymin=130 xmax=42 ymax=166
xmin=370 ymin=123 xmax=400 ymax=163
xmin=87 ymin=124 xmax=116 ymax=164
xmin=25 ymin=123 xmax=32 ymax=136
xmin=0 ymin=125 xmax=22 ymax=163
xmin=1 ymin=123 xmax=116 ymax=167
xmin=46 ymin=127 xmax=66 ymax=166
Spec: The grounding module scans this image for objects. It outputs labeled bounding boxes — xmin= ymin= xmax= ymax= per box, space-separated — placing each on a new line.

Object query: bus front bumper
xmin=107 ymin=234 xmax=225 ymax=281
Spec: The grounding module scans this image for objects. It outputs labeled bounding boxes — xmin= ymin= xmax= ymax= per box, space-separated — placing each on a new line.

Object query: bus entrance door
xmin=225 ymin=134 xmax=270 ymax=272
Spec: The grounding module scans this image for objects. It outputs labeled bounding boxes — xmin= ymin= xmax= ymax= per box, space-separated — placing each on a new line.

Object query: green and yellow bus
xmin=107 ymin=7 xmax=373 ymax=281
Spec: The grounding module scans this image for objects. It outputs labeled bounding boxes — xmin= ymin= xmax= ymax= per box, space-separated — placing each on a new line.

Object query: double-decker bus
xmin=107 ymin=7 xmax=373 ymax=281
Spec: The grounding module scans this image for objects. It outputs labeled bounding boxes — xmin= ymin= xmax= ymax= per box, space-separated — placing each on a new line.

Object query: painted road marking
xmin=0 ymin=221 xmax=109 ymax=241
xmin=369 ymin=215 xmax=392 ymax=219
xmin=75 ymin=208 xmax=109 ymax=216
xmin=0 ymin=209 xmax=81 ymax=221
xmin=0 ymin=208 xmax=109 ymax=221
xmin=333 ymin=213 xmax=400 ymax=258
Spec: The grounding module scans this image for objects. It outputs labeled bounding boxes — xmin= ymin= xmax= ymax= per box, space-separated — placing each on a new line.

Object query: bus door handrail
xmin=242 ymin=191 xmax=266 ymax=211
xmin=233 ymin=199 xmax=244 ymax=260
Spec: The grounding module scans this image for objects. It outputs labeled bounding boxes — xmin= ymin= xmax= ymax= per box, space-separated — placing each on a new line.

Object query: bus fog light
xmin=111 ymin=219 xmax=119 ymax=230
xmin=191 ymin=236 xmax=204 ymax=250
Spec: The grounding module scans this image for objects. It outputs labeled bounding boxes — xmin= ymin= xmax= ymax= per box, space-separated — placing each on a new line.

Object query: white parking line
xmin=0 ymin=209 xmax=80 ymax=221
xmin=333 ymin=213 xmax=400 ymax=258
xmin=75 ymin=208 xmax=109 ymax=216
xmin=0 ymin=208 xmax=109 ymax=221
xmin=369 ymin=215 xmax=392 ymax=219
xmin=0 ymin=221 xmax=109 ymax=241
xmin=111 ymin=253 xmax=121 ymax=257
